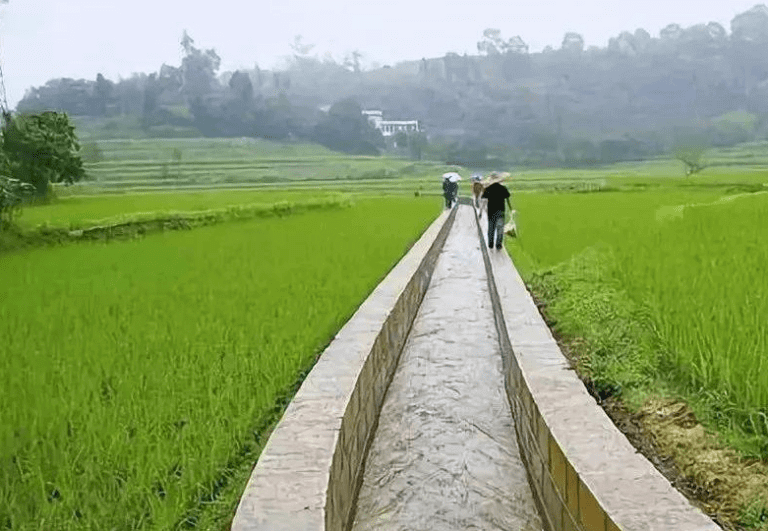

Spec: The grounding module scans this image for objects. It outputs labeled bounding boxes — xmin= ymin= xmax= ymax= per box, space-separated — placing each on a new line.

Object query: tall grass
xmin=615 ymin=193 xmax=768 ymax=442
xmin=0 ymin=197 xmax=439 ymax=530
xmin=512 ymin=186 xmax=768 ymax=452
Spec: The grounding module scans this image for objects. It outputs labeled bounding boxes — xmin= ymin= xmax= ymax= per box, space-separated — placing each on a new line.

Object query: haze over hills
xmin=13 ymin=5 xmax=768 ymax=166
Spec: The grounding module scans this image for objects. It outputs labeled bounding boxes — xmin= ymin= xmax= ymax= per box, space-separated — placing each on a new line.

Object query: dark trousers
xmin=487 ymin=210 xmax=505 ymax=248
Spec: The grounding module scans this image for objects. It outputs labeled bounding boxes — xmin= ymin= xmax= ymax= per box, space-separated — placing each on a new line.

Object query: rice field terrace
xmin=71 ymin=136 xmax=454 ymax=195
xmin=0 ymin=196 xmax=441 ymax=530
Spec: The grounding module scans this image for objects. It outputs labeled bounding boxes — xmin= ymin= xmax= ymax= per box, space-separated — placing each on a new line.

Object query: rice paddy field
xmin=0 ymin=195 xmax=440 ymax=530
xmin=507 ymin=170 xmax=768 ymax=458
xmin=4 ymin=132 xmax=768 ymax=529
xmin=68 ymin=136 xmax=454 ymax=195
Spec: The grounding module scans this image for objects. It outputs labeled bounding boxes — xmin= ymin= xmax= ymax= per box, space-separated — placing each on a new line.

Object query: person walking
xmin=442 ymin=173 xmax=461 ymax=208
xmin=471 ymin=174 xmax=484 ymax=210
xmin=481 ymin=173 xmax=512 ymax=249
xmin=442 ymin=176 xmax=453 ymax=208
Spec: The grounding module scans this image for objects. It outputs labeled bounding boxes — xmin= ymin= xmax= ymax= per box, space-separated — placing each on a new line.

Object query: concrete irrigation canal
xmin=231 ymin=202 xmax=722 ymax=531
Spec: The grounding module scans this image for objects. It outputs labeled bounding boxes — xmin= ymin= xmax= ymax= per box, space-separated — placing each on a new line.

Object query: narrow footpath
xmin=351 ymin=205 xmax=542 ymax=531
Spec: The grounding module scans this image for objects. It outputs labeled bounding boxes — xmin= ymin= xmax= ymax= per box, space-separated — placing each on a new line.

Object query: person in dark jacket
xmin=442 ymin=177 xmax=458 ymax=208
xmin=481 ymin=175 xmax=511 ymax=249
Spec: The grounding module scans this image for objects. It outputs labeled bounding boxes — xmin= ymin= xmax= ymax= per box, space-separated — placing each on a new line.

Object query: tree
xmin=228 ymin=71 xmax=254 ymax=104
xmin=672 ymin=133 xmax=708 ymax=176
xmin=1 ymin=111 xmax=85 ymax=195
xmin=17 ymin=78 xmax=95 ymax=115
xmin=290 ymin=35 xmax=315 ymax=58
xmin=312 ymin=98 xmax=383 ymax=155
xmin=94 ymin=73 xmax=114 ymax=115
xmin=343 ymin=50 xmax=363 ymax=73
xmin=561 ymin=32 xmax=584 ymax=54
xmin=478 ymin=29 xmax=504 ymax=55
xmin=731 ymin=5 xmax=768 ymax=42
xmin=660 ymin=23 xmax=683 ymax=41
xmin=477 ymin=28 xmax=529 ymax=55
xmin=179 ymin=31 xmax=221 ymax=104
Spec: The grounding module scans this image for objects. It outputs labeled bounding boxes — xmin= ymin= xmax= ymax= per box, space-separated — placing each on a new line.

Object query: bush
xmin=0 ymin=176 xmax=36 ymax=226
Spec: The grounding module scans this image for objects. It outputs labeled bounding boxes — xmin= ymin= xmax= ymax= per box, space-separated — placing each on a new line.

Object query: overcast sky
xmin=0 ymin=0 xmax=762 ymax=108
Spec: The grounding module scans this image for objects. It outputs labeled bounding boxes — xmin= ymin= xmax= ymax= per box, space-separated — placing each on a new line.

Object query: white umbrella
xmin=442 ymin=172 xmax=462 ymax=182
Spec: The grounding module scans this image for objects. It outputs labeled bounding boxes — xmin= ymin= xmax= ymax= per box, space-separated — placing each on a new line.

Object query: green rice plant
xmin=0 ymin=196 xmax=440 ymax=530
xmin=511 ymin=185 xmax=768 ymax=456
xmin=614 ymin=193 xmax=768 ymax=446
xmin=15 ymin=190 xmax=335 ymax=230
xmin=510 ymin=189 xmax=724 ymax=268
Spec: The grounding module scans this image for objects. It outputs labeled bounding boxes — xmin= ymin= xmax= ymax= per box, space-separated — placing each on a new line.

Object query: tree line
xmin=14 ymin=5 xmax=768 ymax=167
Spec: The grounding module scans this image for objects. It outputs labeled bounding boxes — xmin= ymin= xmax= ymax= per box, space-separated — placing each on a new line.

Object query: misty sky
xmin=0 ymin=0 xmax=762 ymax=108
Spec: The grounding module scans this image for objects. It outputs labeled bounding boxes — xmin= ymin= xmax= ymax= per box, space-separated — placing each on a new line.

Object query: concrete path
xmin=351 ymin=205 xmax=542 ymax=531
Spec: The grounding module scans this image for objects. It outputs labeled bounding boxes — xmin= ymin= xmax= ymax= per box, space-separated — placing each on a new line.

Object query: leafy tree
xmin=477 ymin=29 xmax=528 ymax=55
xmin=561 ymin=32 xmax=585 ymax=54
xmin=290 ymin=35 xmax=315 ymax=58
xmin=672 ymin=132 xmax=708 ymax=176
xmin=660 ymin=23 xmax=684 ymax=41
xmin=312 ymin=98 xmax=383 ymax=155
xmin=179 ymin=31 xmax=221 ymax=104
xmin=343 ymin=50 xmax=363 ymax=73
xmin=731 ymin=5 xmax=768 ymax=42
xmin=228 ymin=71 xmax=254 ymax=103
xmin=142 ymin=73 xmax=160 ymax=127
xmin=94 ymin=73 xmax=114 ymax=115
xmin=1 ymin=111 xmax=86 ymax=195
xmin=115 ymin=74 xmax=146 ymax=115
xmin=17 ymin=78 xmax=96 ymax=115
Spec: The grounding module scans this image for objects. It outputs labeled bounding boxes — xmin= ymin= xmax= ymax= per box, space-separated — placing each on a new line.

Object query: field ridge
xmin=0 ymin=196 xmax=353 ymax=254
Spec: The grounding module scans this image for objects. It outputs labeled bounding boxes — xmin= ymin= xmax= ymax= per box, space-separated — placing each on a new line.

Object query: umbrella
xmin=442 ymin=172 xmax=462 ymax=182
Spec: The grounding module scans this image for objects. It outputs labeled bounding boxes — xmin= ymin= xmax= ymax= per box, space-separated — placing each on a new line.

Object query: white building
xmin=362 ymin=109 xmax=420 ymax=137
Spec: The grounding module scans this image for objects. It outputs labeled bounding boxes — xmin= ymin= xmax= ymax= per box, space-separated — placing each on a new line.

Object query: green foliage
xmin=710 ymin=110 xmax=758 ymax=146
xmin=312 ymin=98 xmax=384 ymax=155
xmin=0 ymin=176 xmax=36 ymax=226
xmin=673 ymin=143 xmax=707 ymax=176
xmin=511 ymin=185 xmax=768 ymax=457
xmin=1 ymin=111 xmax=86 ymax=195
xmin=528 ymin=246 xmax=661 ymax=401
xmin=0 ymin=197 xmax=437 ymax=529
xmin=739 ymin=498 xmax=768 ymax=530
xmin=179 ymin=31 xmax=221 ymax=104
xmin=79 ymin=141 xmax=103 ymax=163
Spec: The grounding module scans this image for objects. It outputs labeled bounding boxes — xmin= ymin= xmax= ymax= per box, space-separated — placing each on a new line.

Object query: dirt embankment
xmin=553 ymin=331 xmax=768 ymax=531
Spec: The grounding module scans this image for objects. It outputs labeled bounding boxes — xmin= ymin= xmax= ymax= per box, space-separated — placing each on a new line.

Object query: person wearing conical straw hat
xmin=481 ymin=171 xmax=512 ymax=250
xmin=471 ymin=173 xmax=485 ymax=210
